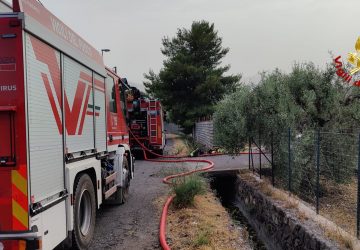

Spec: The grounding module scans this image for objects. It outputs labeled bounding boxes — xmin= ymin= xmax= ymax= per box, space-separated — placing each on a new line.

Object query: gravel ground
xmin=89 ymin=159 xmax=168 ymax=250
xmin=89 ymin=135 xmax=184 ymax=250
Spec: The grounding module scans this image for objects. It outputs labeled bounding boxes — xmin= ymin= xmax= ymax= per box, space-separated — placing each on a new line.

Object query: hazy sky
xmin=38 ymin=0 xmax=359 ymax=90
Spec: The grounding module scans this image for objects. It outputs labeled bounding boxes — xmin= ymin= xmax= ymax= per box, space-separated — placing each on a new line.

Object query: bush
xmin=173 ymin=175 xmax=206 ymax=208
xmin=213 ymin=86 xmax=251 ymax=154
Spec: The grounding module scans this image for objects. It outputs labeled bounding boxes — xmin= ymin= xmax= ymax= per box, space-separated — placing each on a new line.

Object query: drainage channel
xmin=208 ymin=171 xmax=267 ymax=250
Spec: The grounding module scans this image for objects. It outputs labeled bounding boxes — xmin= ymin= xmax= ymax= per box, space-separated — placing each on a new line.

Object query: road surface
xmin=89 ymin=159 xmax=167 ymax=250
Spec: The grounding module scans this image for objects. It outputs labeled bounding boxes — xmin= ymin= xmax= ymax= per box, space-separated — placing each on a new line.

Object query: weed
xmin=180 ymin=134 xmax=202 ymax=153
xmin=193 ymin=229 xmax=210 ymax=247
xmin=173 ymin=175 xmax=206 ymax=208
xmin=174 ymin=144 xmax=185 ymax=155
xmin=321 ymin=224 xmax=354 ymax=250
xmin=298 ymin=211 xmax=309 ymax=222
xmin=283 ymin=199 xmax=299 ymax=210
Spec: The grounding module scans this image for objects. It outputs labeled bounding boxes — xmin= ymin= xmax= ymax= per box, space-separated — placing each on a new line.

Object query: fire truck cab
xmin=0 ymin=1 xmax=133 ymax=249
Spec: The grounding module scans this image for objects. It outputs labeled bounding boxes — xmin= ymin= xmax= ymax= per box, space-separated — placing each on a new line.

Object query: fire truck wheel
xmin=156 ymin=149 xmax=164 ymax=155
xmin=72 ymin=174 xmax=96 ymax=250
xmin=113 ymin=157 xmax=130 ymax=204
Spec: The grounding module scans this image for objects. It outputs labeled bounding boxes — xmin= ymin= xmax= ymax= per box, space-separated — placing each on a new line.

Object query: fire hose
xmin=129 ymin=131 xmax=261 ymax=250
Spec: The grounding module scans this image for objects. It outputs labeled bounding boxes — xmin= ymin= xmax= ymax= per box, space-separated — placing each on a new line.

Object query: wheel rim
xmin=78 ymin=189 xmax=92 ymax=236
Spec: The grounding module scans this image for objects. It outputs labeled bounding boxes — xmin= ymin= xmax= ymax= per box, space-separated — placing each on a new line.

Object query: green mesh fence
xmin=258 ymin=129 xmax=360 ymax=236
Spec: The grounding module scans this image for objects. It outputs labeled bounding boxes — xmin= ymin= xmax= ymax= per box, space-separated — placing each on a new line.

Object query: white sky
xmin=39 ymin=0 xmax=359 ymax=90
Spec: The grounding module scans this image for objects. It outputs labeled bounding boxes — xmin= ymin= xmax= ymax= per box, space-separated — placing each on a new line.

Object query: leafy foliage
xmin=144 ymin=21 xmax=240 ymax=133
xmin=213 ymin=86 xmax=251 ymax=154
xmin=214 ymin=61 xmax=360 ymax=185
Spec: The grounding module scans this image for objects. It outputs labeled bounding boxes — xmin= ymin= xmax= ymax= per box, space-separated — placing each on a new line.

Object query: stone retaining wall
xmin=235 ymin=176 xmax=337 ymax=250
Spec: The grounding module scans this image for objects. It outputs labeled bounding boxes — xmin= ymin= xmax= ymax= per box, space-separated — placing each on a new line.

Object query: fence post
xmin=316 ymin=129 xmax=320 ymax=215
xmin=251 ymin=138 xmax=254 ymax=174
xmin=357 ymin=133 xmax=360 ymax=238
xmin=288 ymin=128 xmax=292 ymax=192
xmin=259 ymin=131 xmax=262 ymax=179
xmin=248 ymin=137 xmax=251 ymax=170
xmin=271 ymin=132 xmax=274 ymax=186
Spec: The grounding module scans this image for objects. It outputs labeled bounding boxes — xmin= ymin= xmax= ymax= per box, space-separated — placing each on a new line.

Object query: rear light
xmin=131 ymin=124 xmax=140 ymax=130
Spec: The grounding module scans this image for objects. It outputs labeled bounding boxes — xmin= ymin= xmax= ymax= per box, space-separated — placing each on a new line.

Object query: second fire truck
xmin=126 ymin=87 xmax=165 ymax=156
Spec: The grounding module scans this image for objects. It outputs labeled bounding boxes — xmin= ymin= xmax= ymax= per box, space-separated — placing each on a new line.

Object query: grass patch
xmin=173 ymin=175 xmax=206 ymax=208
xmin=193 ymin=229 xmax=211 ymax=247
xmin=173 ymin=144 xmax=185 ymax=155
xmin=179 ymin=134 xmax=202 ymax=153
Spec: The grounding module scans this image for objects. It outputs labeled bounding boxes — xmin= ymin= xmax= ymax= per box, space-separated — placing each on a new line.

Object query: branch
xmin=344 ymin=94 xmax=360 ymax=106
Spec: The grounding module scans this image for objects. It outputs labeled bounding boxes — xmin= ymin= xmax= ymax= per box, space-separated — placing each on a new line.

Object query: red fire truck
xmin=0 ymin=0 xmax=134 ymax=249
xmin=126 ymin=87 xmax=165 ymax=155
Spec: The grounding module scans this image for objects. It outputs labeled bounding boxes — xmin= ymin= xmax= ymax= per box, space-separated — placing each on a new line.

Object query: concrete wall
xmin=194 ymin=120 xmax=214 ymax=148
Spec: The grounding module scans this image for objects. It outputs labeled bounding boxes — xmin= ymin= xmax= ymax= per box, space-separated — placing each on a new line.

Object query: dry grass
xmin=167 ymin=134 xmax=191 ymax=156
xmin=166 ymin=192 xmax=251 ymax=250
xmin=319 ymin=177 xmax=357 ymax=236
xmin=250 ymin=175 xmax=299 ymax=210
xmin=320 ymin=224 xmax=355 ymax=250
xmin=298 ymin=211 xmax=309 ymax=222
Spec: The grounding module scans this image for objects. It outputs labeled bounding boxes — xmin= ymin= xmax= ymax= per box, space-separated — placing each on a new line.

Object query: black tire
xmin=72 ymin=174 xmax=96 ymax=250
xmin=113 ymin=157 xmax=130 ymax=204
xmin=156 ymin=149 xmax=164 ymax=156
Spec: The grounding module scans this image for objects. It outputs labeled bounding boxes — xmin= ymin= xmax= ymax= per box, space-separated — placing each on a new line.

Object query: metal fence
xmin=249 ymin=129 xmax=360 ymax=237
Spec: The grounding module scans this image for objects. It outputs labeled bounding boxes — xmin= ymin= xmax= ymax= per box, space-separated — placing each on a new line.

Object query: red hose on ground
xmin=129 ymin=132 xmax=215 ymax=250
xmin=129 ymin=132 xmax=260 ymax=249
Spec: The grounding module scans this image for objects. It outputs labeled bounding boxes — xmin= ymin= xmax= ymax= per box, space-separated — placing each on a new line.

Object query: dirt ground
xmin=164 ymin=192 xmax=251 ymax=250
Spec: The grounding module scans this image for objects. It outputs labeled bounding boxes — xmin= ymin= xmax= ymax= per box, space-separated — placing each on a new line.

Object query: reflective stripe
xmin=11 ymin=170 xmax=28 ymax=230
xmin=11 ymin=170 xmax=27 ymax=196
xmin=12 ymin=199 xmax=28 ymax=228
xmin=112 ymin=135 xmax=129 ymax=140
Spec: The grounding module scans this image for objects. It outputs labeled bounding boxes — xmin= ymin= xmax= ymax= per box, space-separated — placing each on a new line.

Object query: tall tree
xmin=144 ymin=20 xmax=240 ymax=133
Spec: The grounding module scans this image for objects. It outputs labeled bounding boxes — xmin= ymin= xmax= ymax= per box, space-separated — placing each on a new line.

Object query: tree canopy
xmin=214 ymin=62 xmax=360 ymax=187
xmin=214 ymin=62 xmax=360 ymax=151
xmin=144 ymin=20 xmax=240 ymax=133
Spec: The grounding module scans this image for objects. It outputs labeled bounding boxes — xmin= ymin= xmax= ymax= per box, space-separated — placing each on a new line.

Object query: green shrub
xmin=173 ymin=175 xmax=206 ymax=208
xmin=213 ymin=86 xmax=251 ymax=154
